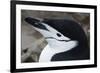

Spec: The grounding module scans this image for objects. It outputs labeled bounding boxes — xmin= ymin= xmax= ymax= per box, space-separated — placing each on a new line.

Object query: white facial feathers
xmin=31 ymin=22 xmax=78 ymax=52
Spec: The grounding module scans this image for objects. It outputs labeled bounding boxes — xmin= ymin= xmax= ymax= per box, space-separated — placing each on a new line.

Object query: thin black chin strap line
xmin=45 ymin=37 xmax=71 ymax=42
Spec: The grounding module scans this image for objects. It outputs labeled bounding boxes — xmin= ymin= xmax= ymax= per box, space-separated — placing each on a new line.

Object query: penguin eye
xmin=56 ymin=33 xmax=61 ymax=37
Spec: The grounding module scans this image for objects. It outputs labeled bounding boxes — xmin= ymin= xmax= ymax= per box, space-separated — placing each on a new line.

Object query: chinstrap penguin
xmin=25 ymin=17 xmax=90 ymax=62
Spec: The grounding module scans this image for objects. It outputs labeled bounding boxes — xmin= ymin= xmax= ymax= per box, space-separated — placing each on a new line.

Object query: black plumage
xmin=43 ymin=19 xmax=90 ymax=61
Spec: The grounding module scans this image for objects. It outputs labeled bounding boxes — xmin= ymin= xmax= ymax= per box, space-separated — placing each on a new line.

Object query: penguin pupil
xmin=57 ymin=33 xmax=61 ymax=37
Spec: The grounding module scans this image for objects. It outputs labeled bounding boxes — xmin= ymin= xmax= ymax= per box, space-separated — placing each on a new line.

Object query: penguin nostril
xmin=57 ymin=33 xmax=61 ymax=37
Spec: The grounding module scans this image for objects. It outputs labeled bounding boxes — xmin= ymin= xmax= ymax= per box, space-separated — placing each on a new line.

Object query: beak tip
xmin=25 ymin=17 xmax=40 ymax=24
xmin=25 ymin=17 xmax=31 ymax=22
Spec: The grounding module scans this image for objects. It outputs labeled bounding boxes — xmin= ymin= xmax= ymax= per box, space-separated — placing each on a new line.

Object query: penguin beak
xmin=25 ymin=17 xmax=40 ymax=24
xmin=25 ymin=17 xmax=49 ymax=31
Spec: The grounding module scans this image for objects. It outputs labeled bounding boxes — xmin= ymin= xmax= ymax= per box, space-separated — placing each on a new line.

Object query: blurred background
xmin=21 ymin=10 xmax=90 ymax=63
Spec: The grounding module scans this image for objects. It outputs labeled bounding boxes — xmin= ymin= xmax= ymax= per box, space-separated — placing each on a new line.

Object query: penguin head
xmin=25 ymin=17 xmax=87 ymax=52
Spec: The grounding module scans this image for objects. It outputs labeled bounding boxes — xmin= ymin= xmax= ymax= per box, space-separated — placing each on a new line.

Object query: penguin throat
xmin=45 ymin=37 xmax=71 ymax=42
xmin=39 ymin=40 xmax=78 ymax=62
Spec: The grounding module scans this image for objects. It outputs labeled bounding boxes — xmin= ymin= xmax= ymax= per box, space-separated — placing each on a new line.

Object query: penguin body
xmin=25 ymin=17 xmax=90 ymax=62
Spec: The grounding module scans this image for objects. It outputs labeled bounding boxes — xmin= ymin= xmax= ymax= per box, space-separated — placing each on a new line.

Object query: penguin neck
xmin=39 ymin=40 xmax=78 ymax=62
xmin=39 ymin=44 xmax=56 ymax=62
